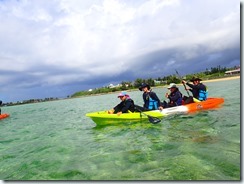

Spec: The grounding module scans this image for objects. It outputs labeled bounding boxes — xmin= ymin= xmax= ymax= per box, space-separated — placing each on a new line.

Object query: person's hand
xmin=117 ymin=112 xmax=122 ymax=116
xmin=165 ymin=93 xmax=169 ymax=98
xmin=182 ymin=80 xmax=186 ymax=84
xmin=158 ymin=106 xmax=163 ymax=111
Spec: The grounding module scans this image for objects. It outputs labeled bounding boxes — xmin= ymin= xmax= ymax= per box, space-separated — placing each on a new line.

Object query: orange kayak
xmin=0 ymin=113 xmax=10 ymax=120
xmin=184 ymin=97 xmax=224 ymax=113
xmin=160 ymin=97 xmax=224 ymax=116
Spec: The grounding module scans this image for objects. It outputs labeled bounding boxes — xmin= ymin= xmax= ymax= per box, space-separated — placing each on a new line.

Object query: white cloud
xmin=0 ymin=0 xmax=240 ymax=102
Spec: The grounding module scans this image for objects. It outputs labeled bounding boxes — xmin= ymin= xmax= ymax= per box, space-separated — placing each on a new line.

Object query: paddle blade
xmin=148 ymin=116 xmax=161 ymax=124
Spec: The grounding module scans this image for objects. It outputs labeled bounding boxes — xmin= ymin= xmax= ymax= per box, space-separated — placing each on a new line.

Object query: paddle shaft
xmin=134 ymin=106 xmax=161 ymax=124
xmin=175 ymin=70 xmax=191 ymax=96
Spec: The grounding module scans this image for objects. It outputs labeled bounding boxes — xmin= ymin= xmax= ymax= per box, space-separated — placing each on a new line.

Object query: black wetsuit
xmin=162 ymin=89 xmax=183 ymax=108
xmin=113 ymin=98 xmax=135 ymax=113
xmin=0 ymin=100 xmax=2 ymax=115
xmin=186 ymin=82 xmax=207 ymax=100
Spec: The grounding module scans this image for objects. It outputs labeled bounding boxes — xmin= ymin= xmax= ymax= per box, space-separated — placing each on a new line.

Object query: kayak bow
xmin=0 ymin=113 xmax=10 ymax=120
xmin=86 ymin=110 xmax=163 ymax=126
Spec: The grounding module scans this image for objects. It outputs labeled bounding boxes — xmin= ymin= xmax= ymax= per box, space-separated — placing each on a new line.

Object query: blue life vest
xmin=148 ymin=97 xmax=158 ymax=110
xmin=199 ymin=89 xmax=208 ymax=101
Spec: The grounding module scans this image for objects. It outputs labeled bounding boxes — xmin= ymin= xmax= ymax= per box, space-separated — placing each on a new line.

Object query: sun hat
xmin=167 ymin=83 xmax=178 ymax=89
xmin=139 ymin=83 xmax=150 ymax=91
xmin=117 ymin=91 xmax=129 ymax=98
xmin=190 ymin=77 xmax=202 ymax=82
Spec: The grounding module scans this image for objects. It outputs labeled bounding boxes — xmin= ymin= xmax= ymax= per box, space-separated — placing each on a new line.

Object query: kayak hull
xmin=86 ymin=97 xmax=224 ymax=125
xmin=86 ymin=111 xmax=163 ymax=126
xmin=161 ymin=97 xmax=224 ymax=115
xmin=184 ymin=97 xmax=224 ymax=113
xmin=0 ymin=113 xmax=10 ymax=120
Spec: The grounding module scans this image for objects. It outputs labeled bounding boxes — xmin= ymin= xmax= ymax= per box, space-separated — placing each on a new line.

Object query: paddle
xmin=175 ymin=69 xmax=190 ymax=96
xmin=134 ymin=106 xmax=161 ymax=124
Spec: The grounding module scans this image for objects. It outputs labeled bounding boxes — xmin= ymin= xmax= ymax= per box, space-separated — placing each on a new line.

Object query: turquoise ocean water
xmin=0 ymin=78 xmax=240 ymax=180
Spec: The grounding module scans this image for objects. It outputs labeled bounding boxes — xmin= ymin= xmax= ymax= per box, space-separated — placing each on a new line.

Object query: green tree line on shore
xmin=2 ymin=97 xmax=59 ymax=106
xmin=71 ymin=65 xmax=239 ymax=98
xmin=1 ymin=65 xmax=239 ymax=106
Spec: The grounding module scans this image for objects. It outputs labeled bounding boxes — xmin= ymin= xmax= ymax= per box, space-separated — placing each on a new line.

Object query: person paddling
xmin=136 ymin=83 xmax=163 ymax=111
xmin=108 ymin=91 xmax=135 ymax=115
xmin=161 ymin=83 xmax=183 ymax=108
xmin=182 ymin=77 xmax=208 ymax=103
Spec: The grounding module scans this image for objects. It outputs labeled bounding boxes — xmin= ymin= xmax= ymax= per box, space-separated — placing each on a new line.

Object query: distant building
xmin=224 ymin=68 xmax=240 ymax=75
xmin=154 ymin=80 xmax=167 ymax=85
xmin=154 ymin=80 xmax=161 ymax=84
xmin=108 ymin=84 xmax=115 ymax=88
xmin=108 ymin=84 xmax=121 ymax=88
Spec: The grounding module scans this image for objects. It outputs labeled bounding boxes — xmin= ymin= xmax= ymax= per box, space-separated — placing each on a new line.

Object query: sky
xmin=0 ymin=0 xmax=240 ymax=103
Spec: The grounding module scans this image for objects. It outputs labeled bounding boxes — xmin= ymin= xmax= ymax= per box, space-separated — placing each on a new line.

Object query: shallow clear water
xmin=0 ymin=78 xmax=240 ymax=180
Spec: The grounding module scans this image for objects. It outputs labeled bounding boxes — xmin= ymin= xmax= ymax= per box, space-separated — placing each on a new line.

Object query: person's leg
xmin=113 ymin=106 xmax=120 ymax=114
xmin=160 ymin=101 xmax=168 ymax=108
xmin=184 ymin=96 xmax=194 ymax=104
xmin=134 ymin=105 xmax=148 ymax=112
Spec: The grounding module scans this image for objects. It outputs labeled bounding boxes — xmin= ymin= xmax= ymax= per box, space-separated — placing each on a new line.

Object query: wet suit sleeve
xmin=113 ymin=102 xmax=123 ymax=113
xmin=142 ymin=93 xmax=147 ymax=108
xmin=186 ymin=82 xmax=194 ymax=89
xmin=186 ymin=82 xmax=206 ymax=91
xmin=186 ymin=82 xmax=197 ymax=97
xmin=120 ymin=100 xmax=133 ymax=113
xmin=150 ymin=92 xmax=162 ymax=107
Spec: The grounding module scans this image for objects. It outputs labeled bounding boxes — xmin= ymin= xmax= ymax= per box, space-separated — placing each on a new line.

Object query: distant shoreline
xmin=3 ymin=75 xmax=240 ymax=105
xmin=77 ymin=75 xmax=240 ymax=97
xmin=151 ymin=75 xmax=240 ymax=90
xmin=202 ymin=75 xmax=240 ymax=83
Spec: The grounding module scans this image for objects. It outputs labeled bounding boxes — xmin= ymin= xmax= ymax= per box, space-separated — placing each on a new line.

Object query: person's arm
xmin=150 ymin=92 xmax=163 ymax=109
xmin=186 ymin=82 xmax=206 ymax=91
xmin=150 ymin=92 xmax=160 ymax=103
xmin=186 ymin=82 xmax=195 ymax=89
xmin=120 ymin=100 xmax=132 ymax=113
xmin=143 ymin=93 xmax=147 ymax=108
xmin=108 ymin=103 xmax=121 ymax=114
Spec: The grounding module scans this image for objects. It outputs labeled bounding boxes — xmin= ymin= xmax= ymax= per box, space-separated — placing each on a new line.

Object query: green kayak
xmin=86 ymin=110 xmax=164 ymax=126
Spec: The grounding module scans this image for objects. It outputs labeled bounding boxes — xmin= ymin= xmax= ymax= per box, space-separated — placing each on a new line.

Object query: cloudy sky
xmin=0 ymin=0 xmax=240 ymax=102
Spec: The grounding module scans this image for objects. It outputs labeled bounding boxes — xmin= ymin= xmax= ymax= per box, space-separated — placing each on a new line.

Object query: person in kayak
xmin=182 ymin=77 xmax=208 ymax=102
xmin=136 ymin=83 xmax=163 ymax=111
xmin=108 ymin=91 xmax=135 ymax=115
xmin=161 ymin=83 xmax=183 ymax=108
